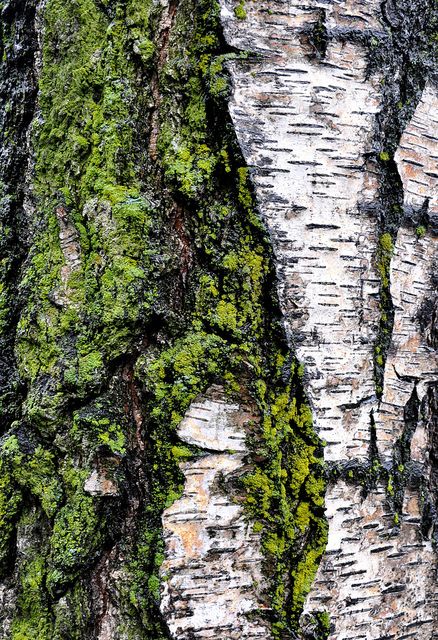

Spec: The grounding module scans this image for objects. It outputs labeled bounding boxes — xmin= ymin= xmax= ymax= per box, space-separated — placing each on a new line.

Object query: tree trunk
xmin=0 ymin=1 xmax=436 ymax=639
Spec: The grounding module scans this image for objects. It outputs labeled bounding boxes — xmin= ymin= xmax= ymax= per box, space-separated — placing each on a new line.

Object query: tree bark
xmin=0 ymin=1 xmax=436 ymax=639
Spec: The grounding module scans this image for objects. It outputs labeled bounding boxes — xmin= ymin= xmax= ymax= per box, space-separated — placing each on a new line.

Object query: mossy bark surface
xmin=0 ymin=1 xmax=436 ymax=639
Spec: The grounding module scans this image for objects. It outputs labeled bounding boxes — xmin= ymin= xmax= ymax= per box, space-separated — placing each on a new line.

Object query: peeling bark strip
xmin=220 ymin=1 xmax=438 ymax=638
xmin=395 ymin=85 xmax=438 ymax=216
xmin=309 ymin=87 xmax=438 ymax=640
xmin=160 ymin=386 xmax=272 ymax=639
xmin=374 ymin=86 xmax=438 ymax=461
xmin=221 ymin=0 xmax=384 ymax=463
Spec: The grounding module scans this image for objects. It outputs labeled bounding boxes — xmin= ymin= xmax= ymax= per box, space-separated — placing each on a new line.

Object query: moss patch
xmin=4 ymin=0 xmax=327 ymax=636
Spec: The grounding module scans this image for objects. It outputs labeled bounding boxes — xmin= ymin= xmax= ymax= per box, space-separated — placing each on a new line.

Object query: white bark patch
xmin=395 ymin=84 xmax=438 ymax=215
xmin=160 ymin=386 xmax=272 ymax=639
xmin=220 ymin=0 xmax=383 ymax=56
xmin=84 ymin=469 xmax=119 ymax=497
xmin=0 ymin=583 xmax=16 ymax=639
xmin=303 ymin=481 xmax=438 ymax=639
xmin=222 ymin=1 xmax=383 ymax=462
xmin=177 ymin=396 xmax=247 ymax=452
xmin=220 ymin=2 xmax=438 ymax=637
xmin=52 ymin=203 xmax=82 ymax=308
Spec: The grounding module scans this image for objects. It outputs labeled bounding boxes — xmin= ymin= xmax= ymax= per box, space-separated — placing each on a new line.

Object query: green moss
xmin=7 ymin=0 xmax=328 ymax=635
xmin=171 ymin=444 xmax=194 ymax=459
xmin=52 ymin=583 xmax=92 ymax=640
xmin=234 ymin=1 xmax=247 ymax=19
xmin=379 ymin=151 xmax=391 ymax=161
xmin=77 ymin=350 xmax=104 ymax=387
xmin=387 ymin=474 xmax=394 ymax=496
xmin=70 ymin=392 xmax=132 ymax=463
xmin=377 ymin=233 xmax=394 ymax=294
xmin=305 ymin=610 xmax=331 ymax=639
xmin=16 ymin=0 xmax=158 ymax=403
xmin=16 ymin=451 xmax=60 ymax=518
xmin=0 ymin=456 xmax=22 ymax=574
xmin=98 ymin=423 xmax=126 ymax=454
xmin=379 ymin=232 xmax=394 ymax=254
xmin=242 ymin=382 xmax=327 ymax=628
xmin=291 ymin=545 xmax=326 ymax=615
xmin=11 ymin=511 xmax=53 ymax=640
xmin=215 ymin=299 xmax=238 ymax=331
xmin=416 ymin=225 xmax=426 ymax=238
xmin=1 ymin=435 xmax=61 ymax=524
xmin=138 ymin=331 xmax=227 ymax=432
xmin=374 ymin=232 xmax=395 ymax=395
xmin=48 ymin=464 xmax=104 ymax=592
xmin=11 ymin=554 xmax=52 ymax=640
xmin=120 ymin=523 xmax=170 ymax=638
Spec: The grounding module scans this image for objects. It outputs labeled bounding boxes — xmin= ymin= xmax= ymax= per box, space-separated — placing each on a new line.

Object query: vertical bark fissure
xmin=0 ymin=0 xmax=39 ymax=433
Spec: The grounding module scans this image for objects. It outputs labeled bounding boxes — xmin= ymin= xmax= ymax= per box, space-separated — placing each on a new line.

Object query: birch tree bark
xmin=0 ymin=1 xmax=436 ymax=639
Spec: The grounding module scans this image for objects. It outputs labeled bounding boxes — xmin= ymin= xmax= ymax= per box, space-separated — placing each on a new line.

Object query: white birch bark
xmin=160 ymin=386 xmax=272 ymax=639
xmin=219 ymin=2 xmax=438 ymax=638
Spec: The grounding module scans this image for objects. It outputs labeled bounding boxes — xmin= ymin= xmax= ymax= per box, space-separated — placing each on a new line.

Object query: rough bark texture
xmin=0 ymin=1 xmax=436 ymax=639
xmin=221 ymin=1 xmax=438 ymax=638
xmin=160 ymin=386 xmax=272 ymax=639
